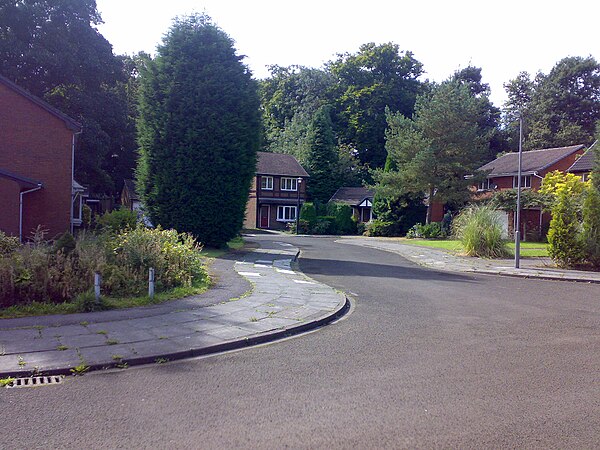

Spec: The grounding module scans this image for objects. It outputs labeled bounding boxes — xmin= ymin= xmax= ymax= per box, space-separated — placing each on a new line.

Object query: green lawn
xmin=200 ymin=236 xmax=246 ymax=258
xmin=396 ymin=238 xmax=549 ymax=258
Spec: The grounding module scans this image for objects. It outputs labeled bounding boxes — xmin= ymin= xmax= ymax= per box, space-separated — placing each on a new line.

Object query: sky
xmin=96 ymin=0 xmax=600 ymax=107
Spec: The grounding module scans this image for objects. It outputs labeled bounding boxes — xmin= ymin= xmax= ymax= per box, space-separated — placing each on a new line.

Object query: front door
xmin=259 ymin=205 xmax=270 ymax=228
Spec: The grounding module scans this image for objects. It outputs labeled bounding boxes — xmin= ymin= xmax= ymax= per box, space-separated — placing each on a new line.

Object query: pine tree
xmin=136 ymin=14 xmax=260 ymax=247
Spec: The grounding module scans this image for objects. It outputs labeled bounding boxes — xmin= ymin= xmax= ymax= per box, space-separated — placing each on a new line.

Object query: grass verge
xmin=0 ymin=279 xmax=210 ymax=319
xmin=397 ymin=238 xmax=549 ymax=258
xmin=200 ymin=236 xmax=245 ymax=258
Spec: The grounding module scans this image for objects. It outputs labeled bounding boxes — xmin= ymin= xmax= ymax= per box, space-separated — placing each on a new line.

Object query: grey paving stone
xmin=0 ymin=354 xmax=20 ymax=373
xmin=204 ymin=326 xmax=256 ymax=341
xmin=236 ymin=318 xmax=294 ymax=333
xmin=41 ymin=324 xmax=90 ymax=338
xmin=147 ymin=324 xmax=197 ymax=339
xmin=58 ymin=333 xmax=110 ymax=349
xmin=0 ymin=328 xmax=39 ymax=341
xmin=102 ymin=329 xmax=158 ymax=344
xmin=85 ymin=320 xmax=150 ymax=334
xmin=78 ymin=344 xmax=138 ymax=366
xmin=15 ymin=349 xmax=82 ymax=373
xmin=169 ymin=333 xmax=226 ymax=350
xmin=1 ymin=336 xmax=61 ymax=355
xmin=184 ymin=319 xmax=229 ymax=333
xmin=129 ymin=339 xmax=190 ymax=359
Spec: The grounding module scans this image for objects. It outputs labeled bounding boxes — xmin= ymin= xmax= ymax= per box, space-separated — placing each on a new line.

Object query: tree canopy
xmin=136 ymin=14 xmax=260 ymax=247
xmin=503 ymin=57 xmax=600 ymax=151
xmin=0 ymin=0 xmax=136 ymax=193
xmin=375 ymin=80 xmax=489 ymax=222
xmin=328 ymin=43 xmax=424 ymax=169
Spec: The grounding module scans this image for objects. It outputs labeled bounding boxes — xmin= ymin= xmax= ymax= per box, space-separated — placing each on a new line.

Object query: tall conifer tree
xmin=136 ymin=14 xmax=260 ymax=247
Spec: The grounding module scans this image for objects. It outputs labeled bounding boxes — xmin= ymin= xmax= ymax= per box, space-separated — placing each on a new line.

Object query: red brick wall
xmin=540 ymin=149 xmax=585 ymax=177
xmin=0 ymin=83 xmax=74 ymax=239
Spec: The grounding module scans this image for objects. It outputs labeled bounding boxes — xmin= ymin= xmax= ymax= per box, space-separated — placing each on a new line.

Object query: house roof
xmin=328 ymin=187 xmax=374 ymax=205
xmin=0 ymin=167 xmax=43 ymax=190
xmin=0 ymin=74 xmax=82 ymax=132
xmin=567 ymin=147 xmax=596 ymax=173
xmin=256 ymin=152 xmax=309 ymax=177
xmin=123 ymin=179 xmax=139 ymax=200
xmin=478 ymin=145 xmax=586 ymax=177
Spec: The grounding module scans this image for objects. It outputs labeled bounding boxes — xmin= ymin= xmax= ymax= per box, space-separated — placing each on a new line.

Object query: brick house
xmin=567 ymin=145 xmax=597 ymax=181
xmin=0 ymin=75 xmax=82 ymax=241
xmin=328 ymin=187 xmax=375 ymax=223
xmin=244 ymin=152 xmax=309 ymax=230
xmin=473 ymin=144 xmax=586 ymax=238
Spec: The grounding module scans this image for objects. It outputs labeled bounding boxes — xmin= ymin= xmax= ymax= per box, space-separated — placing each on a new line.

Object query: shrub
xmin=373 ymin=194 xmax=427 ymax=235
xmin=312 ymin=216 xmax=338 ymax=235
xmin=356 ymin=222 xmax=367 ymax=236
xmin=366 ymin=220 xmax=397 ymax=237
xmin=96 ymin=209 xmax=138 ymax=235
xmin=0 ymin=225 xmax=207 ymax=308
xmin=82 ymin=204 xmax=92 ymax=228
xmin=288 ymin=219 xmax=310 ymax=234
xmin=0 ymin=231 xmax=20 ymax=256
xmin=406 ymin=222 xmax=444 ymax=239
xmin=104 ymin=226 xmax=206 ymax=295
xmin=300 ymin=202 xmax=317 ymax=227
xmin=582 ymin=186 xmax=600 ymax=267
xmin=452 ymin=205 xmax=511 ymax=258
xmin=547 ymin=191 xmax=585 ymax=267
xmin=53 ymin=232 xmax=76 ymax=255
xmin=327 ymin=203 xmax=356 ymax=235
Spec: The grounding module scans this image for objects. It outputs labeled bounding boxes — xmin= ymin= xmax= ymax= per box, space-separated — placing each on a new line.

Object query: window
xmin=477 ymin=179 xmax=493 ymax=191
xmin=513 ymin=175 xmax=531 ymax=188
xmin=582 ymin=173 xmax=590 ymax=182
xmin=280 ymin=177 xmax=298 ymax=191
xmin=277 ymin=205 xmax=296 ymax=222
xmin=261 ymin=176 xmax=273 ymax=190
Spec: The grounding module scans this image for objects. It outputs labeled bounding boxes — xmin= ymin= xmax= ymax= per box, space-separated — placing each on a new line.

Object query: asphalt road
xmin=2 ymin=235 xmax=600 ymax=449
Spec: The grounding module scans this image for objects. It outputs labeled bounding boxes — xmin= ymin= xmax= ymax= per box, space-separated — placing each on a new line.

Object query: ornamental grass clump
xmin=453 ymin=204 xmax=511 ymax=258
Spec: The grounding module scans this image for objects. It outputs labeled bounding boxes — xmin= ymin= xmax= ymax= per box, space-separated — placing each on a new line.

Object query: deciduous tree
xmin=0 ymin=0 xmax=135 ymax=193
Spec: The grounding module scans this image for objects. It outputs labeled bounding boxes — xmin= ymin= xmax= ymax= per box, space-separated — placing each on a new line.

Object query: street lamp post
xmin=515 ymin=112 xmax=523 ymax=269
xmin=296 ymin=177 xmax=302 ymax=235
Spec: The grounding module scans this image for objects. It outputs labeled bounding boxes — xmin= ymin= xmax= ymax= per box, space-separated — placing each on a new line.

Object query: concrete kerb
xmin=0 ymin=245 xmax=349 ymax=379
xmin=338 ymin=237 xmax=600 ymax=284
xmin=0 ymin=299 xmax=350 ymax=380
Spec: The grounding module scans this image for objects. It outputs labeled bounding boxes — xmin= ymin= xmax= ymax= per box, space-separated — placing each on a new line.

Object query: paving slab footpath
xmin=339 ymin=236 xmax=600 ymax=284
xmin=0 ymin=241 xmax=347 ymax=378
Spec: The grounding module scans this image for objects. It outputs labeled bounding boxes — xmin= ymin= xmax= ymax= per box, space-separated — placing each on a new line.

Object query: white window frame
xmin=478 ymin=178 xmax=495 ymax=191
xmin=261 ymin=176 xmax=273 ymax=190
xmin=280 ymin=177 xmax=298 ymax=191
xmin=513 ymin=175 xmax=531 ymax=189
xmin=277 ymin=205 xmax=297 ymax=222
xmin=582 ymin=173 xmax=590 ymax=182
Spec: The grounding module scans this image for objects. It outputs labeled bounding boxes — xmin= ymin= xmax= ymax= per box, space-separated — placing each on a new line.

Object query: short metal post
xmin=148 ymin=267 xmax=155 ymax=299
xmin=94 ymin=272 xmax=101 ymax=303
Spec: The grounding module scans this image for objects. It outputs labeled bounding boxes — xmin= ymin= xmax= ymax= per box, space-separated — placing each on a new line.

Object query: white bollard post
xmin=148 ymin=267 xmax=155 ymax=299
xmin=94 ymin=272 xmax=101 ymax=303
